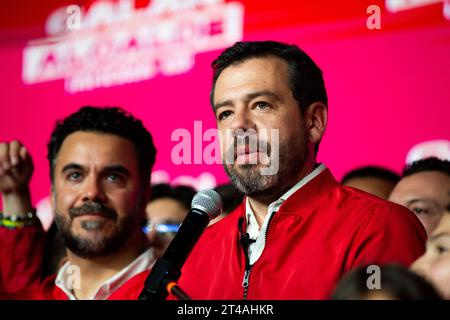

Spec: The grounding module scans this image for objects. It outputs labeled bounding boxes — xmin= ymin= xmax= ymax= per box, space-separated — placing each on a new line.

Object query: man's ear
xmin=305 ymin=102 xmax=328 ymax=144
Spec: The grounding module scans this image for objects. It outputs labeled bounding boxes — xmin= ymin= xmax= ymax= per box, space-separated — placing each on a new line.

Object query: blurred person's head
xmin=210 ymin=183 xmax=244 ymax=224
xmin=47 ymin=106 xmax=156 ymax=259
xmin=144 ymin=183 xmax=196 ymax=258
xmin=332 ymin=264 xmax=441 ymax=300
xmin=342 ymin=166 xmax=400 ymax=199
xmin=211 ymin=41 xmax=327 ymax=200
xmin=411 ymin=205 xmax=450 ymax=299
xmin=41 ymin=222 xmax=67 ymax=278
xmin=389 ymin=157 xmax=450 ymax=236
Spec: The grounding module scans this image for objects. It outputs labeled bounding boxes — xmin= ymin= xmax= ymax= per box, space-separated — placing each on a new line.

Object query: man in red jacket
xmin=175 ymin=41 xmax=427 ymax=299
xmin=0 ymin=106 xmax=156 ymax=299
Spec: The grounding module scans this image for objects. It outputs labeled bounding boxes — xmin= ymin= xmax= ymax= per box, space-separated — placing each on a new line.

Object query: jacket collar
xmin=240 ymin=166 xmax=340 ymax=216
xmin=279 ymin=167 xmax=340 ymax=213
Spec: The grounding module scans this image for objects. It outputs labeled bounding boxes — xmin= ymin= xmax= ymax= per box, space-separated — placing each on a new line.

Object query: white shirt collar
xmin=245 ymin=163 xmax=326 ymax=265
xmin=55 ymin=248 xmax=155 ymax=300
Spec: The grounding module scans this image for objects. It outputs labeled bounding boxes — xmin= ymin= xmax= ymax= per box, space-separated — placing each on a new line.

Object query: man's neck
xmin=248 ymin=162 xmax=317 ymax=227
xmin=67 ymin=231 xmax=148 ymax=300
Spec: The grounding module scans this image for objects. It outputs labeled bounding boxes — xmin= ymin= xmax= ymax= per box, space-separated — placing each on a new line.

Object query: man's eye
xmin=218 ymin=110 xmax=232 ymax=121
xmin=106 ymin=174 xmax=123 ymax=183
xmin=412 ymin=207 xmax=429 ymax=215
xmin=436 ymin=245 xmax=448 ymax=254
xmin=254 ymin=102 xmax=270 ymax=110
xmin=67 ymin=172 xmax=82 ymax=181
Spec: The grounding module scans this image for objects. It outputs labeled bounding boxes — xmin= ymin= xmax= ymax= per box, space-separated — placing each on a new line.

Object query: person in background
xmin=389 ymin=157 xmax=450 ymax=236
xmin=144 ymin=183 xmax=196 ymax=258
xmin=332 ymin=264 xmax=441 ymax=300
xmin=0 ymin=106 xmax=157 ymax=299
xmin=41 ymin=222 xmax=67 ymax=279
xmin=210 ymin=183 xmax=244 ymax=225
xmin=341 ymin=166 xmax=400 ymax=200
xmin=411 ymin=204 xmax=450 ymax=299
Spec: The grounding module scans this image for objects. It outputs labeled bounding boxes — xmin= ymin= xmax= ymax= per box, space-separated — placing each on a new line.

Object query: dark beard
xmin=224 ymin=128 xmax=308 ymax=198
xmin=54 ymin=201 xmax=140 ymax=259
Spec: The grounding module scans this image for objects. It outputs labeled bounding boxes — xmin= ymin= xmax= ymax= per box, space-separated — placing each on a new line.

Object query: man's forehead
xmin=402 ymin=171 xmax=450 ymax=185
xmin=217 ymin=57 xmax=288 ymax=82
xmin=55 ymin=131 xmax=138 ymax=169
xmin=214 ymin=57 xmax=289 ymax=99
xmin=394 ymin=172 xmax=450 ymax=196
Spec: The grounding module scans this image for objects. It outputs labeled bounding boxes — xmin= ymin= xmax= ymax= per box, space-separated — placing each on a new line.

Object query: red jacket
xmin=176 ymin=169 xmax=427 ymax=300
xmin=1 ymin=271 xmax=150 ymax=300
xmin=0 ymin=222 xmax=150 ymax=300
xmin=0 ymin=224 xmax=45 ymax=295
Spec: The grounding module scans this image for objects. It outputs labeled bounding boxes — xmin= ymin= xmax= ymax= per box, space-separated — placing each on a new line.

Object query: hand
xmin=0 ymin=140 xmax=34 ymax=194
xmin=0 ymin=141 xmax=34 ymax=216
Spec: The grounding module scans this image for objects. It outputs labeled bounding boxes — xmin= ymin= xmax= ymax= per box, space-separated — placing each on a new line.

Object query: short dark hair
xmin=332 ymin=264 xmax=442 ymax=300
xmin=150 ymin=183 xmax=197 ymax=210
xmin=47 ymin=106 xmax=156 ymax=186
xmin=342 ymin=166 xmax=400 ymax=185
xmin=210 ymin=40 xmax=328 ymax=154
xmin=402 ymin=157 xmax=450 ymax=178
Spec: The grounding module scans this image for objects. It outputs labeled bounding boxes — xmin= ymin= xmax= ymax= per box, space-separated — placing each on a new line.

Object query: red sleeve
xmin=348 ymin=202 xmax=427 ymax=269
xmin=0 ymin=223 xmax=46 ymax=295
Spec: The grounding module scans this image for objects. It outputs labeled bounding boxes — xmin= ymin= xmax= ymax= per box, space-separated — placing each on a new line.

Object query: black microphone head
xmin=191 ymin=189 xmax=223 ymax=220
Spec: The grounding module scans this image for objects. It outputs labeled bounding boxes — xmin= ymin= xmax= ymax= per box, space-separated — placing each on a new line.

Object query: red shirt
xmin=176 ymin=169 xmax=427 ymax=300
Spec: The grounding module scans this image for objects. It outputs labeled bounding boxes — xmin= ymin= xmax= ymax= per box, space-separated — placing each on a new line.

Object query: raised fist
xmin=0 ymin=140 xmax=34 ymax=194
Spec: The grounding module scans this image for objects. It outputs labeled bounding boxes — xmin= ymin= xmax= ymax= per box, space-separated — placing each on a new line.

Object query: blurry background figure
xmin=35 ymin=196 xmax=54 ymax=231
xmin=389 ymin=157 xmax=450 ymax=236
xmin=41 ymin=222 xmax=67 ymax=279
xmin=341 ymin=166 xmax=400 ymax=199
xmin=144 ymin=183 xmax=196 ymax=258
xmin=411 ymin=205 xmax=450 ymax=299
xmin=209 ymin=183 xmax=244 ymax=225
xmin=332 ymin=264 xmax=441 ymax=300
xmin=405 ymin=140 xmax=450 ymax=165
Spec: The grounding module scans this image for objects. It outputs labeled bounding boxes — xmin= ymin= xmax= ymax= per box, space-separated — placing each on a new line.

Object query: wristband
xmin=0 ymin=209 xmax=37 ymax=229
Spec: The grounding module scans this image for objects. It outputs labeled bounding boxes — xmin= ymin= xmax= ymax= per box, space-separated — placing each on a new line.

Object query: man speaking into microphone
xmin=172 ymin=41 xmax=427 ymax=300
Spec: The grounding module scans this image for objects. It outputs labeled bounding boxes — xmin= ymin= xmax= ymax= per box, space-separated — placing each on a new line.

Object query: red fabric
xmin=1 ymin=270 xmax=150 ymax=300
xmin=0 ymin=220 xmax=151 ymax=300
xmin=176 ymin=169 xmax=427 ymax=300
xmin=0 ymin=223 xmax=46 ymax=295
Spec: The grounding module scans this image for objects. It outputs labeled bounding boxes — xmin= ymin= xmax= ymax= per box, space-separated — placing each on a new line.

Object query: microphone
xmin=238 ymin=217 xmax=255 ymax=270
xmin=138 ymin=189 xmax=223 ymax=301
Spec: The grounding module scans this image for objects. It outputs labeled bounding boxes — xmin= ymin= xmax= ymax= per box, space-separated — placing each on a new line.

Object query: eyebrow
xmin=61 ymin=163 xmax=84 ymax=174
xmin=429 ymin=232 xmax=450 ymax=241
xmin=213 ymin=90 xmax=281 ymax=112
xmin=61 ymin=163 xmax=131 ymax=176
xmin=103 ymin=165 xmax=131 ymax=177
xmin=406 ymin=198 xmax=439 ymax=208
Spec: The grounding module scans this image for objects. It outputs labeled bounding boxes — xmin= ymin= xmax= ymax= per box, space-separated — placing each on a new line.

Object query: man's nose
xmin=229 ymin=107 xmax=255 ymax=132
xmin=81 ymin=175 xmax=106 ymax=202
xmin=410 ymin=255 xmax=429 ymax=278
